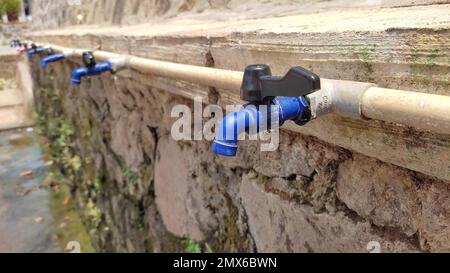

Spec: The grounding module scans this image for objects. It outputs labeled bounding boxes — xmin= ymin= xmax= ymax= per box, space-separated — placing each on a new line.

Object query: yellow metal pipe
xmin=38 ymin=43 xmax=450 ymax=135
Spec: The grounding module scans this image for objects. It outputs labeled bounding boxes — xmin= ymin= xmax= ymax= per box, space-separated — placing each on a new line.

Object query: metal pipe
xmin=47 ymin=45 xmax=243 ymax=91
xmin=35 ymin=42 xmax=450 ymax=135
xmin=362 ymin=87 xmax=450 ymax=135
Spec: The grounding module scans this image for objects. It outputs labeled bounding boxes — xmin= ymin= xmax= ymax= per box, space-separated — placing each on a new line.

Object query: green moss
xmin=86 ymin=199 xmax=102 ymax=229
xmin=410 ymin=48 xmax=441 ymax=67
xmin=56 ymin=119 xmax=75 ymax=148
xmin=92 ymin=178 xmax=101 ymax=192
xmin=35 ymin=86 xmax=99 ymax=250
xmin=360 ymin=48 xmax=371 ymax=63
xmin=410 ymin=48 xmax=420 ymax=64
xmin=46 ymin=171 xmax=95 ymax=253
xmin=159 ymin=234 xmax=190 ymax=253
xmin=204 ymin=243 xmax=214 ymax=253
xmin=426 ymin=49 xmax=439 ymax=66
xmin=123 ymin=166 xmax=139 ymax=185
xmin=209 ymin=197 xmax=250 ymax=253
xmin=221 ymin=201 xmax=242 ymax=249
xmin=183 ymin=239 xmax=202 ymax=253
xmin=145 ymin=231 xmax=214 ymax=253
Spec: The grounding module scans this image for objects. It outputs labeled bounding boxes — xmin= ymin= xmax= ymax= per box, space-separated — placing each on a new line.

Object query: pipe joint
xmin=62 ymin=49 xmax=76 ymax=58
xmin=109 ymin=56 xmax=130 ymax=73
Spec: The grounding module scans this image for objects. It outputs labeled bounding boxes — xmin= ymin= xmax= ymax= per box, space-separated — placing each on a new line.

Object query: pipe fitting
xmin=109 ymin=56 xmax=130 ymax=73
xmin=31 ymin=42 xmax=450 ymax=136
xmin=62 ymin=49 xmax=76 ymax=58
xmin=306 ymin=79 xmax=375 ymax=120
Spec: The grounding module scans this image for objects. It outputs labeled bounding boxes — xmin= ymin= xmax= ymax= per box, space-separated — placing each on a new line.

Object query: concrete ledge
xmin=0 ymin=50 xmax=35 ymax=131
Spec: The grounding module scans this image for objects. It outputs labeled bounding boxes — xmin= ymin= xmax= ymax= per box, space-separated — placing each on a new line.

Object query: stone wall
xmin=31 ymin=57 xmax=450 ymax=252
xmin=0 ymin=22 xmax=30 ymax=45
xmin=31 ymin=0 xmax=272 ymax=30
xmin=30 ymin=0 xmax=446 ymax=29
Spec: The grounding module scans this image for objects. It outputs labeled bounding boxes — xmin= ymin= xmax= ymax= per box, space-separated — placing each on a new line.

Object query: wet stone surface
xmin=0 ymin=129 xmax=60 ymax=253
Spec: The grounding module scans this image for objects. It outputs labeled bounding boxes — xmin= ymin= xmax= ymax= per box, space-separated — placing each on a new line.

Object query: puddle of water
xmin=0 ymin=128 xmax=94 ymax=253
xmin=0 ymin=129 xmax=60 ymax=252
xmin=8 ymin=134 xmax=34 ymax=149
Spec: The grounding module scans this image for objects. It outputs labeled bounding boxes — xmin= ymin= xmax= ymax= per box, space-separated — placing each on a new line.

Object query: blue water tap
xmin=27 ymin=45 xmax=52 ymax=58
xmin=212 ymin=97 xmax=310 ymax=156
xmin=41 ymin=53 xmax=65 ymax=68
xmin=212 ymin=64 xmax=321 ymax=156
xmin=71 ymin=51 xmax=113 ymax=85
xmin=71 ymin=62 xmax=112 ymax=85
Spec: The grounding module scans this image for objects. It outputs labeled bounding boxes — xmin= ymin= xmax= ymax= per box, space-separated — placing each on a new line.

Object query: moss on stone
xmin=183 ymin=239 xmax=202 ymax=253
xmin=426 ymin=49 xmax=439 ymax=66
xmin=46 ymin=171 xmax=96 ymax=253
xmin=123 ymin=165 xmax=139 ymax=185
xmin=86 ymin=199 xmax=102 ymax=229
xmin=209 ymin=197 xmax=252 ymax=253
xmin=159 ymin=233 xmax=190 ymax=253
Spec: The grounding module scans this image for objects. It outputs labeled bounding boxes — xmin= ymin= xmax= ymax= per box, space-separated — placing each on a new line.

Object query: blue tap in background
xmin=41 ymin=53 xmax=66 ymax=68
xmin=71 ymin=61 xmax=113 ymax=85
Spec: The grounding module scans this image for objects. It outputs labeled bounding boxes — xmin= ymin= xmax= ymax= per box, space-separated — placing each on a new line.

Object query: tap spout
xmin=41 ymin=53 xmax=65 ymax=68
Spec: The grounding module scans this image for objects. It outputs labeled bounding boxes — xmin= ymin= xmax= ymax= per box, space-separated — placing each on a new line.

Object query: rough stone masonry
xmin=28 ymin=0 xmax=449 ymax=253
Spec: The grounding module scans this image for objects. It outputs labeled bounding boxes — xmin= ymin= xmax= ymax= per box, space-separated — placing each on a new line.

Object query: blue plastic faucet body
xmin=212 ymin=97 xmax=309 ymax=156
xmin=41 ymin=53 xmax=66 ymax=68
xmin=27 ymin=47 xmax=50 ymax=58
xmin=71 ymin=61 xmax=113 ymax=85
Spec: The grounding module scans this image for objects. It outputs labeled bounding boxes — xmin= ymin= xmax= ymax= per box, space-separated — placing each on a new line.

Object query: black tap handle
xmin=82 ymin=51 xmax=96 ymax=68
xmin=241 ymin=64 xmax=321 ymax=102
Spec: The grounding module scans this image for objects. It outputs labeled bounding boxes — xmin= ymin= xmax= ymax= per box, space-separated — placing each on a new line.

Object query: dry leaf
xmin=34 ymin=217 xmax=44 ymax=224
xmin=20 ymin=170 xmax=33 ymax=177
xmin=44 ymin=161 xmax=53 ymax=167
xmin=63 ymin=196 xmax=70 ymax=205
